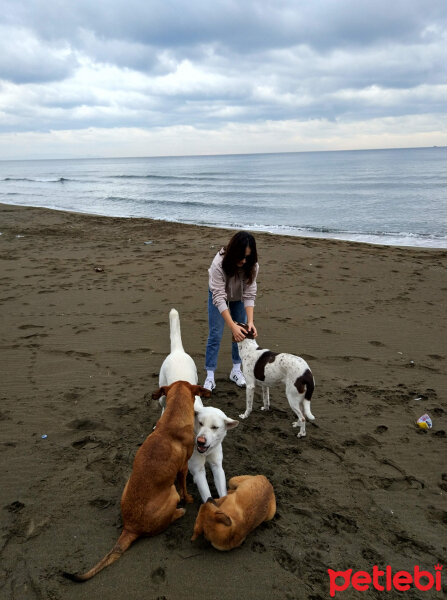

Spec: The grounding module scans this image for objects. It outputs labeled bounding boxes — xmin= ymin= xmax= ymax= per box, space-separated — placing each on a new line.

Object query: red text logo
xmin=327 ymin=564 xmax=443 ymax=597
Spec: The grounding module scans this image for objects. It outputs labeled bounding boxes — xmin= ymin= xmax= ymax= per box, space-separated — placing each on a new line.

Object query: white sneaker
xmin=203 ymin=377 xmax=216 ymax=391
xmin=229 ymin=369 xmax=246 ymax=387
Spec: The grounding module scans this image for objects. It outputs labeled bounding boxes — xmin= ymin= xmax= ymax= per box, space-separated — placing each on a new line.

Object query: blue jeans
xmin=205 ymin=290 xmax=247 ymax=372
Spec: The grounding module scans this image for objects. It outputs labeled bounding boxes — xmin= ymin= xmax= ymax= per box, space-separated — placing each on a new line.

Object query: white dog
xmin=189 ymin=402 xmax=238 ymax=502
xmin=236 ymin=324 xmax=315 ymax=438
xmin=159 ymin=309 xmax=238 ymax=502
xmin=158 ymin=308 xmax=200 ymax=405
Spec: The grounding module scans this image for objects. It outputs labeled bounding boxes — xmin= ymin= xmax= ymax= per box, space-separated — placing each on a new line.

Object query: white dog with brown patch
xmin=159 ymin=309 xmax=238 ymax=502
xmin=236 ymin=324 xmax=315 ymax=437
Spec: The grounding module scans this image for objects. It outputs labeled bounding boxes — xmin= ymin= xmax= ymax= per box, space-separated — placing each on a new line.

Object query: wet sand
xmin=0 ymin=203 xmax=446 ymax=599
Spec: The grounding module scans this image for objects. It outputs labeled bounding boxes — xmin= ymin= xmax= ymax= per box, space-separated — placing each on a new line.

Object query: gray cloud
xmin=0 ymin=25 xmax=78 ymax=84
xmin=0 ymin=0 xmax=446 ymax=149
xmin=5 ymin=0 xmax=447 ymax=55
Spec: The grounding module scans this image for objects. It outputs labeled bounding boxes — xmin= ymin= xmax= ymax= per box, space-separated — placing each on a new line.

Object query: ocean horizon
xmin=1 ymin=146 xmax=446 ymax=248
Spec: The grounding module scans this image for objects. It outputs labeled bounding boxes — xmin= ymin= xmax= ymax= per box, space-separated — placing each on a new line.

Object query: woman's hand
xmin=247 ymin=321 xmax=258 ymax=337
xmin=231 ymin=323 xmax=248 ymax=342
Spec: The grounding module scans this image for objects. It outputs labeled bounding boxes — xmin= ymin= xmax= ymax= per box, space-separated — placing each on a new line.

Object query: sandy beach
xmin=1 ymin=202 xmax=446 ymax=600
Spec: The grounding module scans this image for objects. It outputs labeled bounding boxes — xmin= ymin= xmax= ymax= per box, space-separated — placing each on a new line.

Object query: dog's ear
xmin=214 ymin=511 xmax=232 ymax=527
xmin=192 ymin=385 xmax=212 ymax=399
xmin=152 ymin=386 xmax=168 ymax=400
xmin=224 ymin=418 xmax=239 ymax=430
xmin=235 ymin=322 xmax=256 ymax=340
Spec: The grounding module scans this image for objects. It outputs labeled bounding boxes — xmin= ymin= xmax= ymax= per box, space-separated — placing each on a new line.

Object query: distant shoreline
xmin=1 ymin=147 xmax=445 ymax=249
xmin=1 ymin=200 xmax=445 ymax=250
xmin=1 ymin=144 xmax=446 ymax=164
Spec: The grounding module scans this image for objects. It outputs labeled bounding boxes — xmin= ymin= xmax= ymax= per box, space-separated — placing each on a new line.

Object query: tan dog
xmin=191 ymin=475 xmax=276 ymax=550
xmin=63 ymin=381 xmax=211 ymax=582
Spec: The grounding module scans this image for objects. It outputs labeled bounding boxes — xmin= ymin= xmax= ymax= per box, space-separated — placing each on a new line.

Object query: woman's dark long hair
xmin=222 ymin=231 xmax=258 ymax=284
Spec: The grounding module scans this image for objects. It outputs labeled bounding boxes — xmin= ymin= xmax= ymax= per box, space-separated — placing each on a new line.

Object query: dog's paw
xmin=292 ymin=421 xmax=300 ymax=428
xmin=260 ymin=406 xmax=270 ymax=411
xmin=296 ymin=431 xmax=306 ymax=438
xmin=239 ymin=413 xmax=249 ymax=419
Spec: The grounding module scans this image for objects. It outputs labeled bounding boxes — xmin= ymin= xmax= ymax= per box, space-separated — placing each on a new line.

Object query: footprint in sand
xmin=64 ymin=390 xmax=82 ymax=401
xmin=0 ymin=441 xmax=16 ymax=452
xmin=325 ymin=512 xmax=358 ymax=534
xmin=274 ymin=548 xmax=298 ymax=574
xmin=85 ymin=459 xmax=119 ymax=485
xmin=342 ymin=434 xmax=379 ymax=448
xmin=21 ymin=332 xmax=48 ymax=339
xmin=428 ymin=354 xmax=445 ymax=360
xmin=151 ymin=566 xmax=166 ymax=584
xmin=428 ymin=508 xmax=447 ymax=526
xmin=251 ymin=541 xmax=266 ymax=553
xmin=376 ymin=476 xmax=424 ymax=491
xmin=282 ymin=478 xmax=295 ymax=488
xmin=65 ymin=350 xmax=93 ymax=359
xmin=107 ymin=405 xmax=138 ymax=417
xmin=294 ymin=485 xmax=320 ymax=499
xmin=393 ymin=532 xmax=433 ymax=555
xmin=66 ymin=418 xmax=101 ymax=430
xmin=361 ymin=547 xmax=385 ymax=563
xmin=375 ymin=425 xmax=388 ymax=434
xmin=89 ymin=498 xmax=112 ymax=510
xmin=5 ymin=501 xmax=25 ymax=513
xmin=72 ymin=436 xmax=105 ymax=450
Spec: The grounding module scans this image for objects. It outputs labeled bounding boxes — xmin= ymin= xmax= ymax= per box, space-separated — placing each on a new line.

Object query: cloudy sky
xmin=1 ymin=0 xmax=446 ymax=159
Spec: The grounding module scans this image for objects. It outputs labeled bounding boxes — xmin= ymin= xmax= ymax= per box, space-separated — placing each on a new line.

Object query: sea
xmin=1 ymin=147 xmax=446 ymax=248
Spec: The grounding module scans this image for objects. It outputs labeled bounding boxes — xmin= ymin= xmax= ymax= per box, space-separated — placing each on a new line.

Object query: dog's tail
xmin=62 ymin=529 xmax=139 ymax=582
xmin=296 ymin=369 xmax=315 ymax=421
xmin=169 ymin=308 xmax=185 ymax=353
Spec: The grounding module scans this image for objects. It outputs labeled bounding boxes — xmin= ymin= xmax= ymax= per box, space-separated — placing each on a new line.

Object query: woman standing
xmin=204 ymin=231 xmax=258 ymax=391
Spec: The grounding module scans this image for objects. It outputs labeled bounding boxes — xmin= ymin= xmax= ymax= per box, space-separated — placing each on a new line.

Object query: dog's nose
xmin=197 ymin=436 xmax=207 ymax=446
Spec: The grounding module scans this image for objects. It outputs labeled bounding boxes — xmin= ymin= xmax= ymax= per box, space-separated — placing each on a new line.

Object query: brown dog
xmin=63 ymin=381 xmax=211 ymax=582
xmin=191 ymin=475 xmax=276 ymax=550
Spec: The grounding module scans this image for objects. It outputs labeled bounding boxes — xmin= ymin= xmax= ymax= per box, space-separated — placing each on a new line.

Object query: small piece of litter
xmin=144 ymin=241 xmax=153 ymax=245
xmin=41 ymin=434 xmax=48 ymax=439
xmin=94 ymin=267 xmax=104 ymax=272
xmin=416 ymin=414 xmax=432 ymax=430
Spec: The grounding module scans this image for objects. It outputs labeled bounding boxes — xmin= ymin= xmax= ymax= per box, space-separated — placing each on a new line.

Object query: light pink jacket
xmin=208 ymin=249 xmax=259 ymax=314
